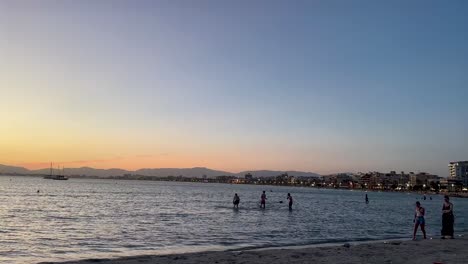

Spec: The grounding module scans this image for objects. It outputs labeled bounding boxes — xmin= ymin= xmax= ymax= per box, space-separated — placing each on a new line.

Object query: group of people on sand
xmin=412 ymin=195 xmax=455 ymax=240
xmin=232 ymin=191 xmax=293 ymax=210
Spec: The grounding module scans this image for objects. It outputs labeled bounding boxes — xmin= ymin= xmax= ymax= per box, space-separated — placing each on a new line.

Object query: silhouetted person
xmin=423 ymin=195 xmax=426 ymax=200
xmin=260 ymin=191 xmax=267 ymax=209
xmin=365 ymin=194 xmax=369 ymax=204
xmin=413 ymin=201 xmax=427 ymax=240
xmin=287 ymin=193 xmax=293 ymax=210
xmin=441 ymin=195 xmax=454 ymax=239
xmin=233 ymin=193 xmax=240 ymax=209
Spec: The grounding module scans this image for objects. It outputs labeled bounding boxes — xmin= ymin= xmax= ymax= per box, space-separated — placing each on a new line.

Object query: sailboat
xmin=53 ymin=165 xmax=68 ymax=180
xmin=44 ymin=163 xmax=69 ymax=180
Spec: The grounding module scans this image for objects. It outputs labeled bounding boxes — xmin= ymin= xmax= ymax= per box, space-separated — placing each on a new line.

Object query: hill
xmin=0 ymin=164 xmax=320 ymax=178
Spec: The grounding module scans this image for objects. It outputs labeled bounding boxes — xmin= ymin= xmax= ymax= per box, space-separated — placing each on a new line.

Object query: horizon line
xmin=0 ymin=162 xmax=443 ymax=176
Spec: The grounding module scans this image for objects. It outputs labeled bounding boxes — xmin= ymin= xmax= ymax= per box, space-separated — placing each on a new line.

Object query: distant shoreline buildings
xmin=320 ymin=171 xmax=442 ymax=191
xmin=231 ymin=169 xmax=466 ymax=192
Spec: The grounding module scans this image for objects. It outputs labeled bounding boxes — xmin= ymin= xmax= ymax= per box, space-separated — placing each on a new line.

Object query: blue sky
xmin=1 ymin=0 xmax=467 ymax=175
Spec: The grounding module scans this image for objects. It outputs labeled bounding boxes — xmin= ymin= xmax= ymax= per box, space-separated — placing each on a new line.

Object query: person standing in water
xmin=233 ymin=193 xmax=240 ymax=209
xmin=287 ymin=193 xmax=293 ymax=210
xmin=441 ymin=195 xmax=454 ymax=239
xmin=260 ymin=191 xmax=267 ymax=209
xmin=365 ymin=194 xmax=369 ymax=204
xmin=413 ymin=201 xmax=427 ymax=240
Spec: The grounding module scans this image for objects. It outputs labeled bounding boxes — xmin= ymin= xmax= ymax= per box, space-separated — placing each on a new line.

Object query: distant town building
xmin=449 ymin=161 xmax=468 ymax=186
xmin=410 ymin=174 xmax=417 ymax=186
xmin=215 ymin=175 xmax=236 ymax=183
xmin=245 ymin=173 xmax=253 ymax=181
xmin=409 ymin=172 xmax=439 ymax=187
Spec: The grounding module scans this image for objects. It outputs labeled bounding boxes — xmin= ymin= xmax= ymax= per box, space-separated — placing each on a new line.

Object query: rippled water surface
xmin=0 ymin=176 xmax=466 ymax=263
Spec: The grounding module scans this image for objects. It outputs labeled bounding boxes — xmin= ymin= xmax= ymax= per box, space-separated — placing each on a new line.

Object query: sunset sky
xmin=1 ymin=1 xmax=467 ymax=176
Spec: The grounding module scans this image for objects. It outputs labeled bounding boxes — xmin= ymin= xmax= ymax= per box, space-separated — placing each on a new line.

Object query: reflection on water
xmin=0 ymin=176 xmax=466 ymax=263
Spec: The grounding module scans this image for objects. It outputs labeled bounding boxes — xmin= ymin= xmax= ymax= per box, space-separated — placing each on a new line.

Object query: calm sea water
xmin=0 ymin=176 xmax=466 ymax=263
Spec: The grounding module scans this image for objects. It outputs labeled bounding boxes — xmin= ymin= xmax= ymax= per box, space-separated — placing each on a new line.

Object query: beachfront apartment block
xmin=449 ymin=161 xmax=468 ymax=186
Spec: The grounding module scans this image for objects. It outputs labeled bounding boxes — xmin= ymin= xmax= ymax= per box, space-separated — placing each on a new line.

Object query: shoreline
xmin=38 ymin=235 xmax=467 ymax=264
xmin=33 ymin=237 xmax=409 ymax=264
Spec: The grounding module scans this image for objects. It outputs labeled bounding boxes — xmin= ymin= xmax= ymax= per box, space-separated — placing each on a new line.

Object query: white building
xmin=449 ymin=161 xmax=468 ymax=186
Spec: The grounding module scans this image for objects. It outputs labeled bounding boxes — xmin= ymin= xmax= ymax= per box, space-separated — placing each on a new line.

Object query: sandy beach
xmin=40 ymin=236 xmax=467 ymax=264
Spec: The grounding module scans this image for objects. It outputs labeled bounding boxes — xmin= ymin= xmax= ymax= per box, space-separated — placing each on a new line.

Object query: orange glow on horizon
xmin=8 ymin=149 xmax=332 ymax=173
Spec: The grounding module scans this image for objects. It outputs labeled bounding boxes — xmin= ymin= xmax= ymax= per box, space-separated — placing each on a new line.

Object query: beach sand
xmin=40 ymin=236 xmax=467 ymax=264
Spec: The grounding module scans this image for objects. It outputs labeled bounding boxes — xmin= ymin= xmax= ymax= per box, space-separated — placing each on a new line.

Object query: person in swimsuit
xmin=287 ymin=193 xmax=293 ymax=210
xmin=413 ymin=201 xmax=427 ymax=240
xmin=441 ymin=195 xmax=454 ymax=239
xmin=260 ymin=191 xmax=267 ymax=209
xmin=233 ymin=193 xmax=240 ymax=209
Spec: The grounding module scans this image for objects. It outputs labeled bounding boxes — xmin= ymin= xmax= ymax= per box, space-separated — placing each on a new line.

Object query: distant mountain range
xmin=0 ymin=164 xmax=320 ymax=178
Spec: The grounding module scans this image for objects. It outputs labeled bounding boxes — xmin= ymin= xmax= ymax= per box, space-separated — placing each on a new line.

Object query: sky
xmin=0 ymin=0 xmax=467 ymax=176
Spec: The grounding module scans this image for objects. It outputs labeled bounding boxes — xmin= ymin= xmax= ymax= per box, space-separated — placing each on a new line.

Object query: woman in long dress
xmin=441 ymin=195 xmax=454 ymax=239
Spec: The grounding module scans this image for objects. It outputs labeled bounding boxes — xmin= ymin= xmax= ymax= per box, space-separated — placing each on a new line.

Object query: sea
xmin=0 ymin=176 xmax=466 ymax=263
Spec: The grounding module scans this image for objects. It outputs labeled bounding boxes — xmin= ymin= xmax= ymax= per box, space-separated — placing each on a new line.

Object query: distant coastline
xmin=2 ymin=172 xmax=468 ymax=198
xmin=2 ymin=162 xmax=466 ymax=197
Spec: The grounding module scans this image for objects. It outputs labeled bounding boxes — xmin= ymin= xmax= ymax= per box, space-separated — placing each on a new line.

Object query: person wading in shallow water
xmin=233 ymin=193 xmax=240 ymax=209
xmin=441 ymin=195 xmax=454 ymax=239
xmin=413 ymin=201 xmax=427 ymax=240
xmin=260 ymin=191 xmax=267 ymax=209
xmin=287 ymin=193 xmax=293 ymax=210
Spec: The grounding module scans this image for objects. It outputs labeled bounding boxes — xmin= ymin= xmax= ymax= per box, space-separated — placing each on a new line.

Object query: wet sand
xmin=40 ymin=236 xmax=467 ymax=264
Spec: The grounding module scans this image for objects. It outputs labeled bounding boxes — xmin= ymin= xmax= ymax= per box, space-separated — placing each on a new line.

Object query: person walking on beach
xmin=413 ymin=201 xmax=427 ymax=240
xmin=260 ymin=191 xmax=267 ymax=209
xmin=441 ymin=195 xmax=454 ymax=239
xmin=287 ymin=193 xmax=293 ymax=210
xmin=233 ymin=193 xmax=240 ymax=209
